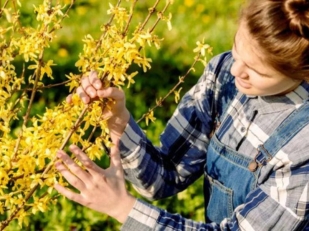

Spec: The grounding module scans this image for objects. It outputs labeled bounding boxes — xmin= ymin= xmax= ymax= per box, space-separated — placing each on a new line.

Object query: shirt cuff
xmin=119 ymin=115 xmax=144 ymax=158
xmin=120 ymin=199 xmax=160 ymax=231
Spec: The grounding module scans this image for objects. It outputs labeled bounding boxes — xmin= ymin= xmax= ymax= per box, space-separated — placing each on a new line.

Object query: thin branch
xmin=137 ymin=53 xmax=202 ymax=123
xmin=149 ymin=0 xmax=171 ymax=33
xmin=95 ymin=0 xmax=122 ymax=52
xmin=21 ymin=80 xmax=72 ymax=91
xmin=0 ymin=0 xmax=9 ymax=17
xmin=48 ymin=0 xmax=76 ymax=34
xmin=122 ymin=0 xmax=138 ymax=36
xmin=138 ymin=0 xmax=161 ymax=32
xmin=11 ymin=51 xmax=45 ymax=161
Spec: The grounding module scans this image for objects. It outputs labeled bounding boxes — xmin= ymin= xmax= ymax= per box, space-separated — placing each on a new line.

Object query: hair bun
xmin=284 ymin=0 xmax=309 ymax=39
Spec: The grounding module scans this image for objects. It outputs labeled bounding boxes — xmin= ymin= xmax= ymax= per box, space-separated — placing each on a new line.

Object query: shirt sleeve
xmin=118 ymin=53 xmax=224 ymax=200
xmin=120 ymin=199 xmax=221 ymax=231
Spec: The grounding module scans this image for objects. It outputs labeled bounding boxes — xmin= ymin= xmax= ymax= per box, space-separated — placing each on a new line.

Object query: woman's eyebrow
xmin=233 ymin=35 xmax=270 ymax=77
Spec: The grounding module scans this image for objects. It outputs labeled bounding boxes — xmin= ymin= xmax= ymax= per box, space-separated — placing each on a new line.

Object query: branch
xmin=0 ymin=0 xmax=9 ymax=17
xmin=137 ymin=53 xmax=202 ymax=123
xmin=138 ymin=0 xmax=161 ymax=32
xmin=11 ymin=51 xmax=45 ymax=161
xmin=21 ymin=80 xmax=72 ymax=91
xmin=122 ymin=0 xmax=138 ymax=36
xmin=149 ymin=0 xmax=171 ymax=33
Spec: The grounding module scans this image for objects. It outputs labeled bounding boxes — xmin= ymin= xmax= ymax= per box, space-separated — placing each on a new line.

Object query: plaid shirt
xmin=119 ymin=52 xmax=309 ymax=230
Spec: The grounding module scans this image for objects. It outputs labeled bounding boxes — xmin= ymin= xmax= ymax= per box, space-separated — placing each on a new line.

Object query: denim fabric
xmin=204 ymin=95 xmax=309 ymax=223
xmin=204 ymin=92 xmax=260 ymax=223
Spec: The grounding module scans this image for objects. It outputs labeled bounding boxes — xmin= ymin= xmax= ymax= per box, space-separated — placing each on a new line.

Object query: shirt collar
xmin=257 ymin=81 xmax=309 ymax=115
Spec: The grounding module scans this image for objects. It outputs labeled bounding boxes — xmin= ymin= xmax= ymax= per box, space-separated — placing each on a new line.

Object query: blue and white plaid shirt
xmin=119 ymin=52 xmax=309 ymax=230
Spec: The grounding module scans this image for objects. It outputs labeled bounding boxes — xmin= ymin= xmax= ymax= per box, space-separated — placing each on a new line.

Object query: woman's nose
xmin=230 ymin=60 xmax=248 ymax=79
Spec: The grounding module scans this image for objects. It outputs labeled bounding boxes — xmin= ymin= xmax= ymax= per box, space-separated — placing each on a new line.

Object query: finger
xmin=57 ymin=150 xmax=91 ymax=184
xmin=54 ymin=183 xmax=84 ymax=204
xmin=76 ymin=86 xmax=90 ymax=104
xmin=101 ymin=107 xmax=113 ymax=120
xmin=81 ymin=76 xmax=97 ymax=98
xmin=66 ymin=94 xmax=73 ymax=104
xmin=89 ymin=71 xmax=102 ymax=90
xmin=55 ymin=160 xmax=86 ymax=191
xmin=109 ymin=140 xmax=122 ymax=169
xmin=97 ymin=87 xmax=125 ymax=101
xmin=69 ymin=145 xmax=103 ymax=176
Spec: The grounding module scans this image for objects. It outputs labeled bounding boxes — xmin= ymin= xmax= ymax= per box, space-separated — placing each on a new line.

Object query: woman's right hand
xmin=67 ymin=71 xmax=130 ymax=141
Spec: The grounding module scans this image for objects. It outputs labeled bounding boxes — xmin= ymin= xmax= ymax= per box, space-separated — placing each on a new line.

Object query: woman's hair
xmin=241 ymin=0 xmax=309 ymax=81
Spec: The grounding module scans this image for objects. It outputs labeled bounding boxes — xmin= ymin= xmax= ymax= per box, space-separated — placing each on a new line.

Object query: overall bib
xmin=204 ymin=92 xmax=309 ymax=224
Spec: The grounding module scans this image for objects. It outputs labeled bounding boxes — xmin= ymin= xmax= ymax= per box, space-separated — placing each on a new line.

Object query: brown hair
xmin=241 ymin=0 xmax=309 ymax=81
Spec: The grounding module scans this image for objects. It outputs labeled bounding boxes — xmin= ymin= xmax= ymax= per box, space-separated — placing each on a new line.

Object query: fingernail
xmin=69 ymin=144 xmax=76 ymax=149
xmin=56 ymin=151 xmax=63 ymax=158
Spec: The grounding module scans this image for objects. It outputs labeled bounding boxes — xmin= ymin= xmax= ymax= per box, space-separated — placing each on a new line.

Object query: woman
xmin=54 ymin=0 xmax=309 ymax=230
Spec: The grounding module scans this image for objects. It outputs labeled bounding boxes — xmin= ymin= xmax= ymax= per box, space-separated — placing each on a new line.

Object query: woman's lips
xmin=235 ymin=77 xmax=251 ymax=89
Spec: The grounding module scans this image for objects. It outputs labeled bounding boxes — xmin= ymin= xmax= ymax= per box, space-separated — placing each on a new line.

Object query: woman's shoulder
xmin=208 ymin=51 xmax=234 ymax=74
xmin=190 ymin=51 xmax=239 ymax=119
xmin=198 ymin=51 xmax=235 ymax=86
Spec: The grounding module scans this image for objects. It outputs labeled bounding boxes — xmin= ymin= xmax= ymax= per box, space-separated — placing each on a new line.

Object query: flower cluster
xmin=0 ymin=0 xmax=212 ymax=229
xmin=0 ymin=0 xmax=174 ymax=229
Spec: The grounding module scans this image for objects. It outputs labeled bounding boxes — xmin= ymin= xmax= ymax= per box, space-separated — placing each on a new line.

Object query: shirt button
xmin=240 ymin=127 xmax=246 ymax=133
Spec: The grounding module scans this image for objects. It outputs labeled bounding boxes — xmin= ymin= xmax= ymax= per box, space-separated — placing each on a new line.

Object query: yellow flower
xmin=174 ymin=87 xmax=182 ymax=103
xmin=126 ymin=71 xmax=138 ymax=88
xmin=193 ymin=39 xmax=212 ymax=57
xmin=42 ymin=60 xmax=56 ymax=79
xmin=145 ymin=110 xmax=156 ymax=126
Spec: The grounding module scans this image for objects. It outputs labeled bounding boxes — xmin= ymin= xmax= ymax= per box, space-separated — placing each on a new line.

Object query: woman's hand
xmin=54 ymin=142 xmax=136 ymax=223
xmin=67 ymin=71 xmax=130 ymax=141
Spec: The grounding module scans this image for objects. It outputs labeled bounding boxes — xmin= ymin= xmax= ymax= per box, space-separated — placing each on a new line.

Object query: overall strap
xmin=251 ymin=101 xmax=309 ymax=169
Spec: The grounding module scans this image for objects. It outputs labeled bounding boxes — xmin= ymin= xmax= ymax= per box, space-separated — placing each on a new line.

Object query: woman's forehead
xmin=234 ymin=23 xmax=271 ymax=73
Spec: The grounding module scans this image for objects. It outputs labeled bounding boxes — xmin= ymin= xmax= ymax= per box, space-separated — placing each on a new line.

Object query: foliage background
xmin=6 ymin=0 xmax=240 ymax=230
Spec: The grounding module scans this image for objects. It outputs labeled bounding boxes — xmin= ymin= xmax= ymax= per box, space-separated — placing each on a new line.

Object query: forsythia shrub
xmin=0 ymin=0 xmax=213 ymax=230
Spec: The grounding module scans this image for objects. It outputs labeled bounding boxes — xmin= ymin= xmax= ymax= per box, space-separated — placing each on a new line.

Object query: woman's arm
xmin=118 ymin=53 xmax=233 ymax=200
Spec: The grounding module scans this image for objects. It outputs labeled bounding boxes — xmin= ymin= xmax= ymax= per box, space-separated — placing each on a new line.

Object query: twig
xmin=122 ymin=0 xmax=138 ymax=36
xmin=95 ymin=0 xmax=122 ymax=52
xmin=0 ymin=0 xmax=9 ymax=17
xmin=11 ymin=51 xmax=45 ymax=161
xmin=21 ymin=80 xmax=72 ymax=91
xmin=137 ymin=53 xmax=201 ymax=123
xmin=138 ymin=0 xmax=161 ymax=32
xmin=149 ymin=0 xmax=171 ymax=33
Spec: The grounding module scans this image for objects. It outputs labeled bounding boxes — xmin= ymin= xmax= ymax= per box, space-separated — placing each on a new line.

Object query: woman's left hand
xmin=54 ymin=142 xmax=136 ymax=223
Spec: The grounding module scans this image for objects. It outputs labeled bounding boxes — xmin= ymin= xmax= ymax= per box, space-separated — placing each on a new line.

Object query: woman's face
xmin=231 ymin=23 xmax=302 ymax=96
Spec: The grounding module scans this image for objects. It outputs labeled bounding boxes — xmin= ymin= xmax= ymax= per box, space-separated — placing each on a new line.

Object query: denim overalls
xmin=203 ymin=56 xmax=309 ymax=223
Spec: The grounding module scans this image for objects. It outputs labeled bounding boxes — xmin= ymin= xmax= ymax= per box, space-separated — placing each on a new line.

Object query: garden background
xmin=2 ymin=0 xmax=240 ymax=230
